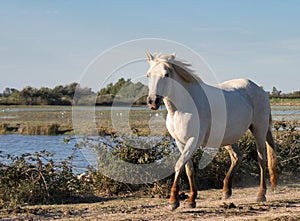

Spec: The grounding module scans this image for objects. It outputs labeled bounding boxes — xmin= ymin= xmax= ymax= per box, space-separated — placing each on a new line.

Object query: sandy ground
xmin=1 ymin=183 xmax=299 ymax=221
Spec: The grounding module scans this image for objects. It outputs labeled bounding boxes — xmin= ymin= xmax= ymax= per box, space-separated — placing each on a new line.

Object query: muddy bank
xmin=0 ymin=122 xmax=121 ymax=136
xmin=0 ymin=123 xmax=73 ymax=135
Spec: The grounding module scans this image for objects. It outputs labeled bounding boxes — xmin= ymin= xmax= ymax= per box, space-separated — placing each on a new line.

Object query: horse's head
xmin=146 ymin=52 xmax=175 ymax=110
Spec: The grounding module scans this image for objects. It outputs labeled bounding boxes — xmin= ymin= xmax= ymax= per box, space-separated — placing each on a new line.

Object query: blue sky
xmin=1 ymin=1 xmax=300 ymax=92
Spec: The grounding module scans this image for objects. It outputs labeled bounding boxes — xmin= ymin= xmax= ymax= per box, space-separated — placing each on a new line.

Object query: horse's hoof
xmin=256 ymin=196 xmax=267 ymax=202
xmin=185 ymin=201 xmax=196 ymax=208
xmin=168 ymin=201 xmax=180 ymax=211
xmin=222 ymin=192 xmax=232 ymax=200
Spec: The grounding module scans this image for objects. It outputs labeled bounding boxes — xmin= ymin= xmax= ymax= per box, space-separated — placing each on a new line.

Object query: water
xmin=0 ymin=105 xmax=299 ymax=174
xmin=0 ymin=135 xmax=89 ymax=174
xmin=0 ymin=135 xmax=174 ymax=175
xmin=271 ymin=106 xmax=300 ymax=121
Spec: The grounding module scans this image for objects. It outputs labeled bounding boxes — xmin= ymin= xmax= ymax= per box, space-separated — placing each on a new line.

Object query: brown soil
xmin=1 ymin=184 xmax=299 ymax=221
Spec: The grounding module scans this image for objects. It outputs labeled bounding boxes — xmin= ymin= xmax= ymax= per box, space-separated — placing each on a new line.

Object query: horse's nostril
xmin=155 ymin=98 xmax=160 ymax=105
xmin=147 ymin=97 xmax=153 ymax=104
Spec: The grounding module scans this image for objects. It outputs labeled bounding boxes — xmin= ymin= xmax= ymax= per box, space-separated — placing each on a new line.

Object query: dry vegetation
xmin=0 ymin=106 xmax=299 ymax=220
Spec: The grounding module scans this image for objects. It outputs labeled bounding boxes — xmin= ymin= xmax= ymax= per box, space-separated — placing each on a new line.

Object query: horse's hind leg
xmin=266 ymin=128 xmax=278 ymax=191
xmin=222 ymin=144 xmax=242 ymax=200
xmin=250 ymin=126 xmax=268 ymax=202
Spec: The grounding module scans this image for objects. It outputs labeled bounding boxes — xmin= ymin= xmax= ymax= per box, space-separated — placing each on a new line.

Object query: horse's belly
xmin=221 ymin=103 xmax=253 ymax=145
xmin=221 ymin=127 xmax=250 ymax=145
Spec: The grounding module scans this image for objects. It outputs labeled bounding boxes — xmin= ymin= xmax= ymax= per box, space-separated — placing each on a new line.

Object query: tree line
xmin=0 ymin=80 xmax=299 ymax=106
xmin=270 ymin=86 xmax=300 ymax=99
xmin=0 ymin=78 xmax=148 ymax=105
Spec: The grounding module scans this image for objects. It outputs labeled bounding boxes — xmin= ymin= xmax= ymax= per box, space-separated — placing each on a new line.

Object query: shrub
xmin=1 ymin=124 xmax=299 ymax=207
xmin=76 ymin=136 xmax=178 ymax=195
xmin=0 ymin=150 xmax=92 ymax=207
xmin=83 ymin=126 xmax=300 ymax=194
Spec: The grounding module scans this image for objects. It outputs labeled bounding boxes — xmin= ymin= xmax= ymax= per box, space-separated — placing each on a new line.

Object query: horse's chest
xmin=166 ymin=112 xmax=196 ymax=143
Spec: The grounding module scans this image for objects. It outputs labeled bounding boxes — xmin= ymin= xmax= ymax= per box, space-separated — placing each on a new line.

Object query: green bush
xmin=79 ymin=126 xmax=300 ymax=194
xmin=76 ymin=136 xmax=177 ymax=195
xmin=0 ymin=150 xmax=93 ymax=207
xmin=1 ymin=123 xmax=299 ymax=207
xmin=83 ymin=124 xmax=300 ymax=193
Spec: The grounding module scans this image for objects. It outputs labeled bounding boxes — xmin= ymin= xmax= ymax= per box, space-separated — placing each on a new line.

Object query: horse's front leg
xmin=169 ymin=166 xmax=183 ymax=210
xmin=169 ymin=140 xmax=184 ymax=210
xmin=185 ymin=159 xmax=197 ymax=208
xmin=170 ymin=137 xmax=198 ymax=210
xmin=169 ymin=161 xmax=197 ymax=210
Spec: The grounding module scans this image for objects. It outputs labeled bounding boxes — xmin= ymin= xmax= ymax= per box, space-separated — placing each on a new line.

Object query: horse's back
xmin=218 ymin=78 xmax=271 ymax=144
xmin=219 ymin=78 xmax=255 ymax=108
xmin=219 ymin=78 xmax=252 ymax=91
xmin=219 ymin=78 xmax=269 ymax=108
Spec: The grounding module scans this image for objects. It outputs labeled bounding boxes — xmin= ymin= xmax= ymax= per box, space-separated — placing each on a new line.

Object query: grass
xmin=0 ymin=103 xmax=299 ymax=135
xmin=0 ymin=106 xmax=73 ymax=135
xmin=270 ymin=97 xmax=300 ymax=106
xmin=0 ymin=105 xmax=167 ymax=135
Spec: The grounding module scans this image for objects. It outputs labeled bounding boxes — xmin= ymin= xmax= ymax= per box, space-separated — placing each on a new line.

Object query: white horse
xmin=146 ymin=52 xmax=277 ymax=210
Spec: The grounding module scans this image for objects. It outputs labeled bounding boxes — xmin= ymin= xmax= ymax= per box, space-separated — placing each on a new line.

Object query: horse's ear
xmin=146 ymin=52 xmax=154 ymax=62
xmin=162 ymin=53 xmax=176 ymax=61
xmin=160 ymin=53 xmax=175 ymax=61
xmin=169 ymin=52 xmax=176 ymax=61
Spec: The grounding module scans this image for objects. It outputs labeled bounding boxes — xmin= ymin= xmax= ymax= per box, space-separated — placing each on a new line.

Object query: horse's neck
xmin=163 ymin=98 xmax=176 ymax=116
xmin=163 ymin=81 xmax=202 ymax=116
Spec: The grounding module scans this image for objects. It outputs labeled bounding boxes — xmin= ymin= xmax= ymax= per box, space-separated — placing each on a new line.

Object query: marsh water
xmin=0 ymin=105 xmax=299 ymax=173
xmin=0 ymin=134 xmax=89 ymax=173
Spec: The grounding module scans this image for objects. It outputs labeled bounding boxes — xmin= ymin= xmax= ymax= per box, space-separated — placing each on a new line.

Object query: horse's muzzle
xmin=147 ymin=95 xmax=162 ymax=110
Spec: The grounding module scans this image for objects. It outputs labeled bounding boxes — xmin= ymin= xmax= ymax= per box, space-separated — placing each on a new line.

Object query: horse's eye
xmin=147 ymin=72 xmax=150 ymax=78
xmin=164 ymin=73 xmax=169 ymax=77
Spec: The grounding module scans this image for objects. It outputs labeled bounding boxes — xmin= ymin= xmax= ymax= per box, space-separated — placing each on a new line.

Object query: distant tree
xmin=2 ymin=88 xmax=12 ymax=97
xmin=98 ymin=78 xmax=148 ymax=96
xmin=271 ymin=86 xmax=282 ymax=97
xmin=10 ymin=88 xmax=18 ymax=94
xmin=0 ymin=88 xmax=20 ymax=104
xmin=9 ymin=89 xmax=21 ymax=104
xmin=0 ymin=80 xmax=150 ymax=105
xmin=292 ymin=91 xmax=300 ymax=96
xmin=36 ymin=87 xmax=60 ymax=105
xmin=19 ymin=86 xmax=38 ymax=105
xmin=52 ymin=85 xmax=64 ymax=97
xmin=99 ymin=78 xmax=128 ymax=95
xmin=97 ymin=78 xmax=148 ymax=105
xmin=65 ymin=82 xmax=79 ymax=97
xmin=72 ymin=84 xmax=95 ymax=105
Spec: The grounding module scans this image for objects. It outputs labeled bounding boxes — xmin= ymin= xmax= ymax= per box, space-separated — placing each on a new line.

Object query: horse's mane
xmin=155 ymin=54 xmax=203 ymax=83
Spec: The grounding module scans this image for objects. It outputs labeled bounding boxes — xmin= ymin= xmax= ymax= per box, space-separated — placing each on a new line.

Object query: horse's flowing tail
xmin=266 ymin=114 xmax=278 ymax=189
